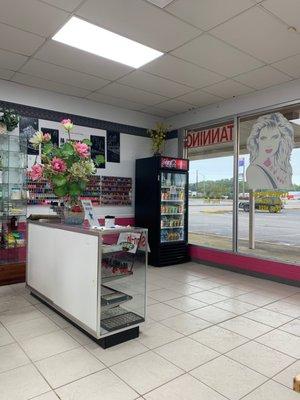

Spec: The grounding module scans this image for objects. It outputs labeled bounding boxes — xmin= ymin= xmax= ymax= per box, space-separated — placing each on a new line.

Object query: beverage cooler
xmin=135 ymin=156 xmax=189 ymax=267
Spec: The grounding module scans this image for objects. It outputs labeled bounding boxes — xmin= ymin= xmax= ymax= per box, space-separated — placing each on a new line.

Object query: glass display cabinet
xmin=27 ymin=222 xmax=147 ymax=348
xmin=0 ymin=134 xmax=27 ymax=271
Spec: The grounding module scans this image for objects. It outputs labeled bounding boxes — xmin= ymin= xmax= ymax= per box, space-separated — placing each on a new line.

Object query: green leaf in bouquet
xmin=82 ymin=139 xmax=92 ymax=146
xmin=53 ymin=184 xmax=68 ymax=197
xmin=51 ymin=147 xmax=59 ymax=156
xmin=61 ymin=142 xmax=75 ymax=157
xmin=52 ymin=175 xmax=67 ymax=187
xmin=66 ymin=158 xmax=74 ymax=168
xmin=94 ymin=154 xmax=105 ymax=166
xmin=42 ymin=142 xmax=53 ymax=155
xmin=69 ymin=181 xmax=81 ymax=196
xmin=78 ymin=180 xmax=87 ymax=191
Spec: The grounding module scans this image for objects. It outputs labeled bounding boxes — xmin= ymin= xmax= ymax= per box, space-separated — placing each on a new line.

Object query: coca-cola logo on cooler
xmin=161 ymin=157 xmax=188 ymax=170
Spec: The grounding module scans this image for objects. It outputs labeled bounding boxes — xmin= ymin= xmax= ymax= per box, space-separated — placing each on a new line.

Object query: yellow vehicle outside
xmin=239 ymin=195 xmax=284 ymax=213
xmin=255 ymin=197 xmax=283 ymax=213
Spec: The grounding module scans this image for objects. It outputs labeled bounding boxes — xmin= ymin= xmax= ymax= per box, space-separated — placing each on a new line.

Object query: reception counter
xmin=27 ymin=221 xmax=147 ymax=348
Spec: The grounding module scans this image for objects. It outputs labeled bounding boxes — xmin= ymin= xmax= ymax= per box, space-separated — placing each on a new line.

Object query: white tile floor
xmin=0 ymin=262 xmax=299 ymax=400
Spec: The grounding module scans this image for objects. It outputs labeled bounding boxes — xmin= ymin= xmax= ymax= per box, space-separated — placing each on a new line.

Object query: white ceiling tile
xmin=171 ymin=34 xmax=264 ymax=76
xmin=176 ymin=89 xmax=223 ymax=106
xmin=12 ymin=72 xmax=91 ymax=97
xmin=0 ymin=68 xmax=15 ymax=80
xmin=0 ymin=0 xmax=69 ymax=37
xmin=76 ymin=0 xmax=200 ymax=52
xmin=0 ymin=49 xmax=28 ymax=70
xmin=154 ymin=99 xmax=193 ymax=113
xmin=118 ymin=70 xmax=192 ymax=98
xmin=233 ymin=66 xmax=292 ymax=89
xmin=211 ymin=7 xmax=300 ymax=63
xmin=20 ymin=59 xmax=110 ymax=91
xmin=99 ymin=82 xmax=167 ymax=105
xmin=0 ymin=23 xmax=45 ymax=56
xmin=272 ymin=54 xmax=300 ymax=78
xmin=86 ymin=92 xmax=143 ymax=110
xmin=142 ymin=54 xmax=224 ymax=88
xmin=203 ymin=79 xmax=254 ymax=98
xmin=34 ymin=41 xmax=133 ymax=80
xmin=39 ymin=0 xmax=83 ymax=12
xmin=140 ymin=106 xmax=174 ymax=117
xmin=166 ymin=0 xmax=254 ymax=30
xmin=262 ymin=0 xmax=300 ymax=31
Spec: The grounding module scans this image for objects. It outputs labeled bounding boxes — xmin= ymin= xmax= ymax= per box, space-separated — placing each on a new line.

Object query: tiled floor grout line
xmin=143 ymin=370 xmax=233 ymax=400
xmin=108 ymin=363 xmax=185 ymax=400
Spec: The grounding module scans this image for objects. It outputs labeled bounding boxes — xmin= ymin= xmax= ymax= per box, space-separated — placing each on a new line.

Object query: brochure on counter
xmin=81 ymin=199 xmax=100 ymax=228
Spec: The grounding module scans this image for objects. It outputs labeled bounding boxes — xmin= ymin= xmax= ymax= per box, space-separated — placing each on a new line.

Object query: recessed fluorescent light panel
xmin=52 ymin=17 xmax=163 ymax=68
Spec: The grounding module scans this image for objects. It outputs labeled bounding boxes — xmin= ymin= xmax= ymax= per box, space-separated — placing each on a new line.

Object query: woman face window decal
xmin=246 ymin=112 xmax=294 ymax=190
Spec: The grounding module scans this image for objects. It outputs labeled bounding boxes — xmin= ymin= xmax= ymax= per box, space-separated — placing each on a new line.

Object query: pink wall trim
xmin=189 ymin=244 xmax=300 ymax=283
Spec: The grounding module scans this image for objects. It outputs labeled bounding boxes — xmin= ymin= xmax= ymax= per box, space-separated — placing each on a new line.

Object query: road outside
xmin=188 ymin=198 xmax=300 ymax=264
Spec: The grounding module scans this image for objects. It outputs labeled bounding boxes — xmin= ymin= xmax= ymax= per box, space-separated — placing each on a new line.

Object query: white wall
xmin=166 ymin=78 xmax=300 ymax=130
xmin=164 ymin=138 xmax=179 ymax=158
xmin=0 ymin=79 xmax=159 ymax=129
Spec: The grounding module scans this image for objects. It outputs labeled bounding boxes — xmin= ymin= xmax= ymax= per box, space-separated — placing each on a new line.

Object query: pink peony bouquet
xmin=29 ymin=120 xmax=104 ymax=207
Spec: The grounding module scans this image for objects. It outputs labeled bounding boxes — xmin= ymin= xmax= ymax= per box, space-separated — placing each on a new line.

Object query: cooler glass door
xmin=160 ymin=172 xmax=187 ymax=243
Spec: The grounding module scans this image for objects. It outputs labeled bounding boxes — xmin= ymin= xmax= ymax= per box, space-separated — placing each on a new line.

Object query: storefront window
xmin=187 ymin=122 xmax=234 ymax=251
xmin=238 ymin=108 xmax=300 ymax=265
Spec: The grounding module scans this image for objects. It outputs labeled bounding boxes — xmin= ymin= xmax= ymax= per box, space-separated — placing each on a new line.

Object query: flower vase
xmin=63 ymin=199 xmax=85 ymax=225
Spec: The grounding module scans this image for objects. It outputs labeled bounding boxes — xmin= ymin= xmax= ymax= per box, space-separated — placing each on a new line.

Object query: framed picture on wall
xmin=107 ymin=131 xmax=120 ymax=163
xmin=19 ymin=116 xmax=39 ymax=155
xmin=91 ymin=135 xmax=105 ymax=169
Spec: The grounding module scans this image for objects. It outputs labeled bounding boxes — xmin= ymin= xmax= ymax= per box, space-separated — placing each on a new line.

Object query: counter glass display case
xmin=0 ymin=134 xmax=27 ymax=266
xmin=27 ymin=222 xmax=147 ymax=348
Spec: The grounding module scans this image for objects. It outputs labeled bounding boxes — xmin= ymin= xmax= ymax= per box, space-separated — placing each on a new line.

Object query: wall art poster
xmin=107 ymin=131 xmax=120 ymax=163
xmin=246 ymin=112 xmax=294 ymax=190
xmin=91 ymin=135 xmax=105 ymax=169
xmin=19 ymin=116 xmax=39 ymax=155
